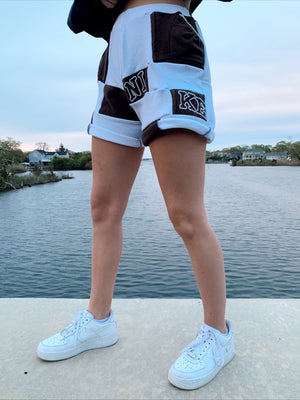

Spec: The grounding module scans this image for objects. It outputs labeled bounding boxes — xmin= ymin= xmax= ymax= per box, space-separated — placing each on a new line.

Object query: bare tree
xmin=35 ymin=142 xmax=49 ymax=152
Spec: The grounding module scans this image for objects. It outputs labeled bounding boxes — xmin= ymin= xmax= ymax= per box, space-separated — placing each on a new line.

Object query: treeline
xmin=0 ymin=138 xmax=63 ymax=191
xmin=206 ymin=141 xmax=300 ymax=161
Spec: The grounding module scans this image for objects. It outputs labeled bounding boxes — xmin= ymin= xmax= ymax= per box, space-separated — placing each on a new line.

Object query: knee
xmin=168 ymin=206 xmax=208 ymax=241
xmin=90 ymin=190 xmax=125 ymax=226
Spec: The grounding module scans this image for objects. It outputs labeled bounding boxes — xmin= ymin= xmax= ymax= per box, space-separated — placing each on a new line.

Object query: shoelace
xmin=182 ymin=327 xmax=224 ymax=366
xmin=60 ymin=311 xmax=91 ymax=337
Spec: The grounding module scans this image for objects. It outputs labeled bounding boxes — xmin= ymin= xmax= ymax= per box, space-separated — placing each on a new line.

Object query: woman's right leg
xmin=88 ymin=136 xmax=144 ymax=320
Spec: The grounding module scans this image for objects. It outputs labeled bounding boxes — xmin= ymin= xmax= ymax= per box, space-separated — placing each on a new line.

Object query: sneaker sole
xmin=37 ymin=334 xmax=118 ymax=361
xmin=168 ymin=352 xmax=235 ymax=390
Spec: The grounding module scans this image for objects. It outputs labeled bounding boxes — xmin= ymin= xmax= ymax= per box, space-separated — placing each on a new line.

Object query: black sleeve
xmin=190 ymin=0 xmax=232 ymax=14
xmin=67 ymin=0 xmax=127 ymax=41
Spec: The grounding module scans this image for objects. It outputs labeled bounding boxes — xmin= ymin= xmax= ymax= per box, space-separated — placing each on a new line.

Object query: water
xmin=0 ymin=163 xmax=299 ymax=298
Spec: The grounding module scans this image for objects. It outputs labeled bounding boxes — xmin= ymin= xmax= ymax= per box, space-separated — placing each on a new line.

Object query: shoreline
xmin=233 ymin=159 xmax=300 ymax=167
xmin=0 ymin=173 xmax=73 ymax=193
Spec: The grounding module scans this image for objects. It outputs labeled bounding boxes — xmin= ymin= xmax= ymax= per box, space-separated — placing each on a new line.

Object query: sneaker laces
xmin=60 ymin=311 xmax=92 ymax=338
xmin=182 ymin=326 xmax=224 ymax=366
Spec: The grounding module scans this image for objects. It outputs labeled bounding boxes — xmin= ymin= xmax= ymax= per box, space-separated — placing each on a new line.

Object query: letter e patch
xmin=171 ymin=89 xmax=207 ymax=121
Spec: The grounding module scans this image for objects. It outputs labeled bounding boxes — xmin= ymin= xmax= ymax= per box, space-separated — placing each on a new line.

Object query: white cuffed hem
xmin=157 ymin=115 xmax=215 ymax=143
xmin=88 ymin=114 xmax=143 ymax=148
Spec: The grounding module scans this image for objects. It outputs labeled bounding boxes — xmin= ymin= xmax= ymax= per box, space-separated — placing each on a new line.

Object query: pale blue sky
xmin=0 ymin=0 xmax=299 ymax=154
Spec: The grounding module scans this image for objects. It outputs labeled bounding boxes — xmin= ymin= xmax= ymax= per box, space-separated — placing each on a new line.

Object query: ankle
xmin=88 ymin=308 xmax=110 ymax=320
xmin=204 ymin=320 xmax=227 ymax=334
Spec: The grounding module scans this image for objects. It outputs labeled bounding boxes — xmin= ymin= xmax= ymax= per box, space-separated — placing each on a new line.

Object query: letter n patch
xmin=123 ymin=68 xmax=149 ymax=104
xmin=171 ymin=89 xmax=207 ymax=121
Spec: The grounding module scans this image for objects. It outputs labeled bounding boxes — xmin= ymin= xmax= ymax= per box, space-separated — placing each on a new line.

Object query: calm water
xmin=0 ymin=163 xmax=299 ymax=298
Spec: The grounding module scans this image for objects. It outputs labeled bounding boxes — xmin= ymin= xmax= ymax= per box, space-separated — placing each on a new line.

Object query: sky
xmin=0 ymin=0 xmax=300 ymax=156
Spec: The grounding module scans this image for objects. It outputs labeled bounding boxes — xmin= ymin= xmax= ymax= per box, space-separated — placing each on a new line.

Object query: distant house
xmin=265 ymin=152 xmax=288 ymax=161
xmin=242 ymin=148 xmax=265 ymax=160
xmin=29 ymin=150 xmax=69 ymax=166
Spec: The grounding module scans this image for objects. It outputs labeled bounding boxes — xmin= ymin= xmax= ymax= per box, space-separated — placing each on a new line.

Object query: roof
xmin=243 ymin=148 xmax=265 ymax=154
xmin=33 ymin=150 xmax=68 ymax=156
xmin=266 ymin=152 xmax=288 ymax=157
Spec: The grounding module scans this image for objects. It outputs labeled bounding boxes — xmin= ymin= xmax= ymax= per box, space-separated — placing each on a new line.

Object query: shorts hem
xmin=88 ymin=124 xmax=143 ymax=148
xmin=141 ymin=115 xmax=214 ymax=146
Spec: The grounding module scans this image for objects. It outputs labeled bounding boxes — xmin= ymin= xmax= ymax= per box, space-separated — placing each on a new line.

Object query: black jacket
xmin=67 ymin=0 xmax=232 ymax=41
xmin=190 ymin=0 xmax=232 ymax=13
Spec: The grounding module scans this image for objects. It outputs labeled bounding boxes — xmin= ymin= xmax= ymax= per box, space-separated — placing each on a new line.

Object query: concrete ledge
xmin=0 ymin=298 xmax=299 ymax=399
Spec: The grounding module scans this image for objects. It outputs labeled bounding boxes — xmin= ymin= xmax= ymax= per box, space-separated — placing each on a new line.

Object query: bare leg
xmin=150 ymin=130 xmax=226 ymax=333
xmin=88 ymin=137 xmax=144 ymax=320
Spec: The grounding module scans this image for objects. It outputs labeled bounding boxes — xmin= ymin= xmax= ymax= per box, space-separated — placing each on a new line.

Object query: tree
xmin=57 ymin=143 xmax=67 ymax=152
xmin=35 ymin=142 xmax=49 ymax=151
xmin=71 ymin=152 xmax=92 ymax=169
xmin=227 ymin=145 xmax=249 ymax=154
xmin=251 ymin=144 xmax=272 ymax=153
xmin=50 ymin=157 xmax=70 ymax=170
xmin=272 ymin=141 xmax=292 ymax=153
xmin=0 ymin=137 xmax=23 ymax=188
xmin=290 ymin=141 xmax=300 ymax=160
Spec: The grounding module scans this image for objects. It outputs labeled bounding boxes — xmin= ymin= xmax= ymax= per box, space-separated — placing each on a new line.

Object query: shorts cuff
xmin=88 ymin=114 xmax=143 ymax=148
xmin=142 ymin=116 xmax=215 ymax=146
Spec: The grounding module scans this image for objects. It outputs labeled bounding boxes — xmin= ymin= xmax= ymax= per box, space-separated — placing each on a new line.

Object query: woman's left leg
xmin=149 ymin=129 xmax=226 ymax=333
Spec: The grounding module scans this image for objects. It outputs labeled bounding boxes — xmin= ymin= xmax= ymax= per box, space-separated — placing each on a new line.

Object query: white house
xmin=242 ymin=148 xmax=265 ymax=160
xmin=265 ymin=152 xmax=288 ymax=161
xmin=29 ymin=150 xmax=69 ymax=166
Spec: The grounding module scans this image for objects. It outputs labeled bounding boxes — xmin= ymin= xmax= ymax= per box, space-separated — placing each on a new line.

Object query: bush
xmin=50 ymin=157 xmax=71 ymax=171
xmin=49 ymin=152 xmax=92 ymax=170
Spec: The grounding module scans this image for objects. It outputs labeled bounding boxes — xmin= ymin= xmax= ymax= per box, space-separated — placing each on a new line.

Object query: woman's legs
xmin=149 ymin=130 xmax=227 ymax=333
xmin=88 ymin=137 xmax=144 ymax=320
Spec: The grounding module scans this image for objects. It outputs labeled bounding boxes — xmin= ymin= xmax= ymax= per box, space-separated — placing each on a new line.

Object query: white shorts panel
xmin=132 ymin=90 xmax=173 ymax=131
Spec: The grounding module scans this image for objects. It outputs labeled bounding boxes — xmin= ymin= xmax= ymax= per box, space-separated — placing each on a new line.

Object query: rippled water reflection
xmin=0 ymin=163 xmax=299 ymax=298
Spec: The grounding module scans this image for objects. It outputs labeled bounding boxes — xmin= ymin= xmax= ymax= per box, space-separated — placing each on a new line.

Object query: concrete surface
xmin=0 ymin=298 xmax=299 ymax=400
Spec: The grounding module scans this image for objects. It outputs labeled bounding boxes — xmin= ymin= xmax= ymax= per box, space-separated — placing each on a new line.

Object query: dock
xmin=0 ymin=298 xmax=299 ymax=399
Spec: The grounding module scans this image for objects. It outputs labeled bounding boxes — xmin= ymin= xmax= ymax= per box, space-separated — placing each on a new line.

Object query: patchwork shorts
xmin=88 ymin=3 xmax=215 ymax=148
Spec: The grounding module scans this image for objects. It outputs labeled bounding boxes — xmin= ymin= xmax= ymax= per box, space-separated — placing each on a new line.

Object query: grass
xmin=0 ymin=172 xmax=72 ymax=192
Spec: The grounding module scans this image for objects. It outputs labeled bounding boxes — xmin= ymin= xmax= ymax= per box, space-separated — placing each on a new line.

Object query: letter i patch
xmin=123 ymin=68 xmax=149 ymax=104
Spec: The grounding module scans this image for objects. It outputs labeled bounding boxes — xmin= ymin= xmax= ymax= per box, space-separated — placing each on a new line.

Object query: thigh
xmin=149 ymin=130 xmax=207 ymax=215
xmin=91 ymin=137 xmax=144 ymax=215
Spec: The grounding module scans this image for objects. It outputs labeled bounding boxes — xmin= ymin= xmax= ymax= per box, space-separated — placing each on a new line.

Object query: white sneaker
xmin=37 ymin=310 xmax=118 ymax=361
xmin=168 ymin=319 xmax=235 ymax=390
